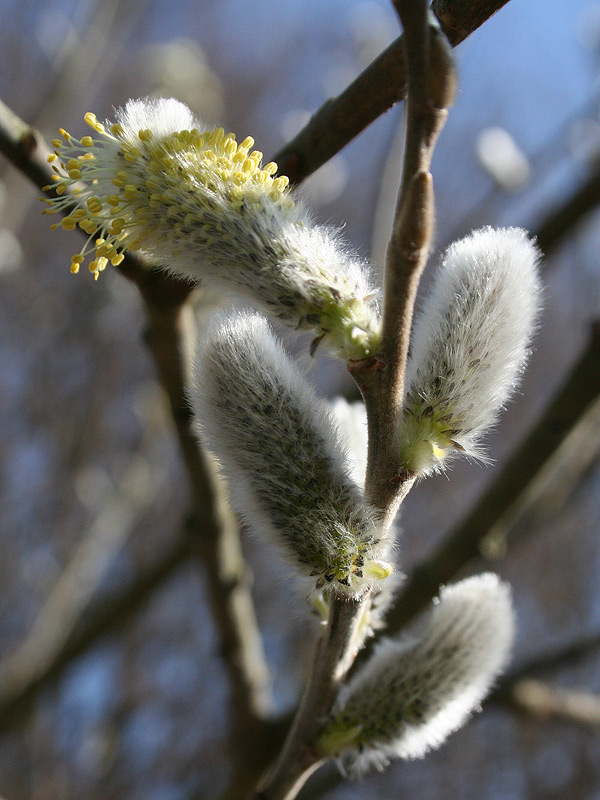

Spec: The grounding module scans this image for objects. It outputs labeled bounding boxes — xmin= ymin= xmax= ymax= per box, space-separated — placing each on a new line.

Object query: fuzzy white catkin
xmin=399 ymin=227 xmax=541 ymax=474
xmin=318 ymin=573 xmax=514 ymax=774
xmin=44 ymin=98 xmax=380 ymax=360
xmin=329 ymin=397 xmax=368 ymax=488
xmin=192 ymin=311 xmax=391 ymax=599
xmin=328 ymin=398 xmax=400 ymax=642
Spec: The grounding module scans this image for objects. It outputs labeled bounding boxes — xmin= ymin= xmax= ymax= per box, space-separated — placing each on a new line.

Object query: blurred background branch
xmin=2 ymin=1 xmax=600 ymax=798
xmin=273 ymin=0 xmax=510 ymax=183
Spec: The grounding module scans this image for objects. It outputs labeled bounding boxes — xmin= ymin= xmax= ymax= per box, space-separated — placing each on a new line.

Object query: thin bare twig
xmin=0 ymin=100 xmax=273 ymax=768
xmin=143 ymin=300 xmax=274 ymax=754
xmin=273 ymin=0 xmax=509 ymax=185
xmin=500 ymin=633 xmax=600 ymax=689
xmin=505 ymin=680 xmax=600 ymax=725
xmin=250 ymin=598 xmax=363 ymax=800
xmin=535 ymin=165 xmax=600 ymax=256
xmin=354 ymin=6 xmax=456 ymax=519
xmin=493 ymin=632 xmax=600 ymax=723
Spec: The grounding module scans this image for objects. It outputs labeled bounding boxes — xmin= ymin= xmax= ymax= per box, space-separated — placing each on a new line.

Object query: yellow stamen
xmin=84 ymin=112 xmax=105 ymax=134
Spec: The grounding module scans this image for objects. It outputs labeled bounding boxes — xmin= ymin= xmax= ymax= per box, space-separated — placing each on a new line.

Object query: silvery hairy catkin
xmin=398 ymin=227 xmax=541 ymax=475
xmin=191 ymin=311 xmax=392 ymax=599
xmin=42 ymin=98 xmax=380 ymax=359
xmin=317 ymin=573 xmax=514 ymax=774
xmin=329 ymin=397 xmax=368 ymax=489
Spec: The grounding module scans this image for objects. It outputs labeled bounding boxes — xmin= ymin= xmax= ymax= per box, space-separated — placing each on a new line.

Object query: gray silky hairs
xmin=189 ymin=214 xmax=540 ymax=765
xmin=317 ymin=573 xmax=514 ymax=774
xmin=193 ymin=311 xmax=393 ymax=601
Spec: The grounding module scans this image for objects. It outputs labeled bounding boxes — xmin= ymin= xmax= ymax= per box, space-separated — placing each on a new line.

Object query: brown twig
xmin=142 ymin=300 xmax=274 ymax=753
xmin=249 ymin=598 xmax=363 ymax=800
xmin=535 ymin=166 xmax=600 ymax=256
xmin=506 ymin=680 xmax=600 ymax=725
xmin=355 ymin=6 xmax=456 ymax=518
xmin=432 ymin=0 xmax=510 ymax=46
xmin=492 ymin=634 xmax=600 ymax=724
xmin=500 ymin=633 xmax=600 ymax=687
xmin=273 ymin=0 xmax=510 ymax=185
xmin=0 ymin=99 xmax=273 ymax=768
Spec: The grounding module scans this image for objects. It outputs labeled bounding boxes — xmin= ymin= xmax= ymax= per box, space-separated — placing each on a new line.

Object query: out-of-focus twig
xmin=385 ymin=322 xmax=600 ymax=634
xmin=0 ymin=471 xmax=146 ymax=719
xmin=535 ymin=166 xmax=600 ymax=256
xmin=0 ymin=529 xmax=192 ymax=732
xmin=493 ymin=632 xmax=600 ymax=724
xmin=501 ymin=633 xmax=600 ymax=689
xmin=491 ymin=630 xmax=600 ymax=726
xmin=505 ymin=680 xmax=600 ymax=725
xmin=0 ymin=100 xmax=273 ymax=767
xmin=273 ymin=0 xmax=510 ymax=184
xmin=143 ymin=298 xmax=274 ymax=785
xmin=482 ymin=395 xmax=600 ymax=543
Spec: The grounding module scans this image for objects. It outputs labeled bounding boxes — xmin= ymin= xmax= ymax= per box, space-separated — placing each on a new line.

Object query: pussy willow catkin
xmin=43 ymin=98 xmax=380 ymax=359
xmin=318 ymin=573 xmax=514 ymax=774
xmin=398 ymin=227 xmax=541 ymax=474
xmin=192 ymin=311 xmax=393 ymax=599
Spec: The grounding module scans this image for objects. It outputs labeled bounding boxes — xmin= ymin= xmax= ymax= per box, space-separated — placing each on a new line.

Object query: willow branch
xmin=350 ymin=6 xmax=456 ymax=519
xmin=252 ymin=9 xmax=455 ymax=800
xmin=352 ymin=0 xmax=456 ymax=521
xmin=0 ymin=99 xmax=273 ymax=756
xmin=143 ymin=300 xmax=273 ymax=735
xmin=273 ymin=0 xmax=510 ymax=184
xmin=500 ymin=633 xmax=600 ymax=689
xmin=249 ymin=599 xmax=363 ymax=800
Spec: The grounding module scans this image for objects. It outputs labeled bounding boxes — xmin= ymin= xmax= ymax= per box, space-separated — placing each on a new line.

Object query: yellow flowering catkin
xmin=42 ymin=98 xmax=380 ymax=360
